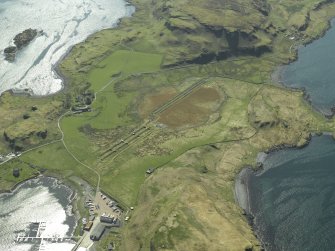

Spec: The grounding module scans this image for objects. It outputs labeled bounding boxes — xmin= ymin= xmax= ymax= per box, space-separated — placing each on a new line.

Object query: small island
xmin=4 ymin=28 xmax=42 ymax=62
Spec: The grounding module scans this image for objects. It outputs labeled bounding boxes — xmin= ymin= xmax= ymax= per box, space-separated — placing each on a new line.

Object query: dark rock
xmin=85 ymin=97 xmax=92 ymax=105
xmin=201 ymin=166 xmax=209 ymax=173
xmin=253 ymin=0 xmax=270 ymax=16
xmin=4 ymin=28 xmax=41 ymax=62
xmin=3 ymin=132 xmax=10 ymax=142
xmin=13 ymin=168 xmax=20 ymax=178
xmin=313 ymin=0 xmax=335 ymax=11
xmin=255 ymin=162 xmax=263 ymax=169
xmin=4 ymin=46 xmax=17 ymax=54
xmin=282 ymin=120 xmax=289 ymax=128
xmin=23 ymin=113 xmax=30 ymax=119
xmin=14 ymin=28 xmax=38 ymax=49
xmin=36 ymin=130 xmax=48 ymax=139
xmin=209 ymin=144 xmax=220 ymax=150
xmin=4 ymin=46 xmax=17 ymax=62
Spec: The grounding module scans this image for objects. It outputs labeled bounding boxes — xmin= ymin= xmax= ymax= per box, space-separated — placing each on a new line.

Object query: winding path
xmin=55 ymin=77 xmax=121 ymax=193
xmin=57 ymin=111 xmax=101 ymax=192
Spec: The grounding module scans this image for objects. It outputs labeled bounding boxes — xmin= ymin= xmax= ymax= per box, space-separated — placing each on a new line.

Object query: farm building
xmin=9 ymin=88 xmax=33 ymax=96
xmin=72 ymin=105 xmax=91 ymax=114
xmin=100 ymin=213 xmax=120 ymax=227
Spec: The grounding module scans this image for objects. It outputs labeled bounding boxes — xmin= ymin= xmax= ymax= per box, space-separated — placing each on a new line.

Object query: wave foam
xmin=0 ymin=0 xmax=134 ymax=95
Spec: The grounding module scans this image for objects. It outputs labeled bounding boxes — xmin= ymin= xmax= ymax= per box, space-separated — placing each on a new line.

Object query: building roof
xmin=10 ymin=88 xmax=33 ymax=96
xmin=84 ymin=221 xmax=93 ymax=231
xmin=90 ymin=224 xmax=105 ymax=240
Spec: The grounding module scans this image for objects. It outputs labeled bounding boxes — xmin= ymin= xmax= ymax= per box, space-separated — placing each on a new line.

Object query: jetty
xmin=15 ymin=221 xmax=76 ymax=249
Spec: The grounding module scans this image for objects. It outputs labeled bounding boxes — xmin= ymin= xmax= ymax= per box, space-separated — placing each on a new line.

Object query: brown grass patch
xmin=158 ymin=87 xmax=222 ymax=128
xmin=138 ymin=87 xmax=177 ymax=118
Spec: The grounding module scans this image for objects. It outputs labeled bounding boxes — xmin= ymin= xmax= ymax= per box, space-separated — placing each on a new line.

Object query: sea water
xmin=0 ymin=0 xmax=134 ymax=95
xmin=248 ymin=135 xmax=335 ymax=251
xmin=0 ymin=177 xmax=77 ymax=251
xmin=281 ymin=19 xmax=335 ymax=115
xmin=242 ymin=18 xmax=335 ymax=250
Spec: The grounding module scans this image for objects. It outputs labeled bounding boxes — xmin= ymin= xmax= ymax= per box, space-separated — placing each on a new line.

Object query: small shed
xmin=71 ymin=105 xmax=91 ymax=114
xmin=84 ymin=221 xmax=93 ymax=231
xmin=146 ymin=168 xmax=155 ymax=175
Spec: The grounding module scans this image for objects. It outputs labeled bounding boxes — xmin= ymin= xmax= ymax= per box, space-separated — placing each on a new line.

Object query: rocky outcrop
xmin=3 ymin=128 xmax=48 ymax=151
xmin=4 ymin=46 xmax=17 ymax=62
xmin=313 ymin=0 xmax=335 ymax=10
xmin=4 ymin=28 xmax=42 ymax=62
xmin=155 ymin=0 xmax=274 ymax=66
xmin=13 ymin=28 xmax=39 ymax=49
xmin=3 ymin=131 xmax=23 ymax=151
xmin=252 ymin=0 xmax=270 ymax=16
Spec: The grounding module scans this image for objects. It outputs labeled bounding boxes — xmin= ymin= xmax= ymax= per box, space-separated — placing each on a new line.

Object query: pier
xmin=16 ymin=234 xmax=73 ymax=243
xmin=15 ymin=221 xmax=76 ymax=249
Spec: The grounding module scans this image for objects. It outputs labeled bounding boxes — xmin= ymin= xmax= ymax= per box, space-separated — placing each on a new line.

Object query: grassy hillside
xmin=1 ymin=0 xmax=335 ymax=250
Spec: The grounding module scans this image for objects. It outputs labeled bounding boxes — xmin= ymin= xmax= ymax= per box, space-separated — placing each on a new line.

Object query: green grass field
xmin=88 ymin=50 xmax=163 ymax=91
xmin=2 ymin=0 xmax=335 ymax=250
xmin=0 ymin=159 xmax=37 ymax=191
xmin=55 ymin=50 xmax=164 ymax=165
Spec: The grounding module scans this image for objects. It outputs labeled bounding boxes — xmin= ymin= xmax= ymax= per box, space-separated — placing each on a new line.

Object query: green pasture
xmin=88 ymin=50 xmax=163 ymax=91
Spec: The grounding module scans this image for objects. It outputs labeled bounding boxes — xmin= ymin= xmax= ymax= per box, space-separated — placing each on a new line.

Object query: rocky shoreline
xmin=271 ymin=18 xmax=335 ymax=119
xmin=235 ymin=132 xmax=335 ymax=251
xmin=273 ymin=64 xmax=335 ymax=118
xmin=4 ymin=28 xmax=43 ymax=62
xmin=0 ymin=174 xmax=91 ymax=238
xmin=236 ymin=134 xmax=335 ymax=250
xmin=0 ymin=176 xmax=78 ymax=250
xmin=234 ymin=132 xmax=313 ymax=250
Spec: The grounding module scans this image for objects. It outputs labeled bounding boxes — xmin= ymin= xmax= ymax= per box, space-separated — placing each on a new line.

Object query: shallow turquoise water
xmin=249 ymin=135 xmax=335 ymax=251
xmin=281 ymin=20 xmax=335 ymax=114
